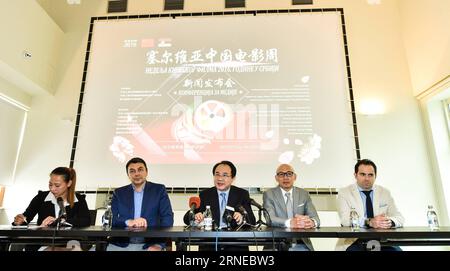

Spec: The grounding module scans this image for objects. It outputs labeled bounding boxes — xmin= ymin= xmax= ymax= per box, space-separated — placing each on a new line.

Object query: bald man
xmin=263 ymin=164 xmax=320 ymax=251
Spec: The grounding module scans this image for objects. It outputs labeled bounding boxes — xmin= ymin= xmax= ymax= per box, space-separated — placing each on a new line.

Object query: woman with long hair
xmin=13 ymin=167 xmax=90 ymax=227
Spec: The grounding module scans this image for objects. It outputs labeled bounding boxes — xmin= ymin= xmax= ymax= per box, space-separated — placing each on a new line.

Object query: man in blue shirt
xmin=182 ymin=160 xmax=256 ymax=251
xmin=337 ymin=159 xmax=404 ymax=251
xmin=107 ymin=157 xmax=174 ymax=251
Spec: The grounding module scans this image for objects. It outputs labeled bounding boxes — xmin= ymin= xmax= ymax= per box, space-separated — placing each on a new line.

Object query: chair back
xmin=89 ymin=210 xmax=97 ymax=226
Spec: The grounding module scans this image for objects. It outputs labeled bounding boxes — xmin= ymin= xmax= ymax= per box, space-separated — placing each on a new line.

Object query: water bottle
xmin=427 ymin=205 xmax=439 ymax=230
xmin=350 ymin=207 xmax=360 ymax=230
xmin=203 ymin=205 xmax=213 ymax=231
xmin=102 ymin=201 xmax=113 ymax=230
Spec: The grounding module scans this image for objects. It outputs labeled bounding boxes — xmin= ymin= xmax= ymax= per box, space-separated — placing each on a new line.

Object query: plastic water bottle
xmin=350 ymin=207 xmax=360 ymax=230
xmin=203 ymin=205 xmax=213 ymax=231
xmin=102 ymin=202 xmax=113 ymax=230
xmin=427 ymin=205 xmax=439 ymax=230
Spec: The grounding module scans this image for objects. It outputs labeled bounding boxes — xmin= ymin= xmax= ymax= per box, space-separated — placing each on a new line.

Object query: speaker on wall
xmin=164 ymin=0 xmax=184 ymax=11
xmin=292 ymin=0 xmax=313 ymax=5
xmin=225 ymin=0 xmax=245 ymax=8
xmin=107 ymin=0 xmax=128 ymax=13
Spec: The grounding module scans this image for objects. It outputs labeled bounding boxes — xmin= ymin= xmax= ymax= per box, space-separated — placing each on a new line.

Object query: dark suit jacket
xmin=183 ymin=186 xmax=256 ymax=251
xmin=111 ymin=181 xmax=174 ymax=248
xmin=183 ymin=186 xmax=256 ymax=229
xmin=20 ymin=191 xmax=90 ymax=227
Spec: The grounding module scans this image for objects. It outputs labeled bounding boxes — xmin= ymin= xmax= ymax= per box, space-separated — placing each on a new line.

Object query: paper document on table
xmin=0 ymin=224 xmax=42 ymax=230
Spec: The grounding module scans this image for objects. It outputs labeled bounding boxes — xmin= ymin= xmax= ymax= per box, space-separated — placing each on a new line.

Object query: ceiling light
xmin=67 ymin=0 xmax=81 ymax=5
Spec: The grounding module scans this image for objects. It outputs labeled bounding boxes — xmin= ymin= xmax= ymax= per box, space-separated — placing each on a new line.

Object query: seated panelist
xmin=107 ymin=157 xmax=174 ymax=251
xmin=336 ymin=159 xmax=404 ymax=251
xmin=13 ymin=167 xmax=90 ymax=228
xmin=263 ymin=164 xmax=320 ymax=251
xmin=183 ymin=161 xmax=256 ymax=251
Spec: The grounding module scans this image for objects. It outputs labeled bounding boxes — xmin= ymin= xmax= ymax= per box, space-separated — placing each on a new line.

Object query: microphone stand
xmin=253 ymin=208 xmax=276 ymax=250
xmin=254 ymin=209 xmax=264 ymax=231
xmin=55 ymin=214 xmax=66 ymax=230
xmin=50 ymin=211 xmax=66 ymax=250
xmin=235 ymin=210 xmax=260 ymax=251
xmin=184 ymin=209 xmax=198 ymax=251
xmin=185 ymin=213 xmax=195 ymax=251
xmin=236 ymin=213 xmax=257 ymax=231
xmin=184 ymin=211 xmax=196 ymax=230
xmin=254 ymin=209 xmax=271 ymax=231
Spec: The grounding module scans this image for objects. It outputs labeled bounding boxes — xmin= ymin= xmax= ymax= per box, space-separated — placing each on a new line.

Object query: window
xmin=0 ymin=95 xmax=28 ymax=185
xmin=445 ymin=98 xmax=450 ymax=136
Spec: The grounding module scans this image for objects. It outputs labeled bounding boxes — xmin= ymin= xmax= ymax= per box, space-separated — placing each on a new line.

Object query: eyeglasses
xmin=214 ymin=173 xmax=231 ymax=178
xmin=276 ymin=171 xmax=294 ymax=178
xmin=128 ymin=167 xmax=146 ymax=174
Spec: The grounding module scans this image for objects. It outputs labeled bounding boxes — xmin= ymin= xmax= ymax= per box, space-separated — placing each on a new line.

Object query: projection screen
xmin=73 ymin=10 xmax=359 ymax=189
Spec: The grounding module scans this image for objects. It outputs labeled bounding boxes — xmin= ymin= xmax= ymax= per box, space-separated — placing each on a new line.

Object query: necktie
xmin=362 ymin=190 xmax=374 ymax=218
xmin=220 ymin=192 xmax=227 ymax=226
xmin=285 ymin=192 xmax=293 ymax=219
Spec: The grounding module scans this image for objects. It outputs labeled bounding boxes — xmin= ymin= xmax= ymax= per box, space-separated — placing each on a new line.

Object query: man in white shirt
xmin=337 ymin=159 xmax=404 ymax=251
xmin=263 ymin=164 xmax=320 ymax=251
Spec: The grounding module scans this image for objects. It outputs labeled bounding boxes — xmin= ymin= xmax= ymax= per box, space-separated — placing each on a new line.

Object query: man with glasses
xmin=107 ymin=157 xmax=174 ymax=251
xmin=263 ymin=164 xmax=320 ymax=251
xmin=183 ymin=160 xmax=255 ymax=251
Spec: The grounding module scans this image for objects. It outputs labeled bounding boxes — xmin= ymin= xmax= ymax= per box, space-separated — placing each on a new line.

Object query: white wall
xmin=0 ymin=0 xmax=64 ymax=96
xmin=0 ymin=1 xmax=446 ymax=247
xmin=398 ymin=0 xmax=450 ymax=95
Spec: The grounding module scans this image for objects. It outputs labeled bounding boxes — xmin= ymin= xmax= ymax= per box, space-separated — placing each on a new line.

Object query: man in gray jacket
xmin=263 ymin=164 xmax=320 ymax=251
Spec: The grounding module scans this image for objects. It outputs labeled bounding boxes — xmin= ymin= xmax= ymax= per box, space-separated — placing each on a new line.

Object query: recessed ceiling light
xmin=367 ymin=0 xmax=381 ymax=5
xmin=67 ymin=0 xmax=81 ymax=5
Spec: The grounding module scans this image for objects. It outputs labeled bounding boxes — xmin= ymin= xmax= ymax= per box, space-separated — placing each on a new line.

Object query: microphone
xmin=51 ymin=197 xmax=71 ymax=229
xmin=188 ymin=196 xmax=201 ymax=224
xmin=189 ymin=196 xmax=201 ymax=212
xmin=57 ymin=197 xmax=67 ymax=219
xmin=235 ymin=204 xmax=253 ymax=231
xmin=222 ymin=206 xmax=235 ymax=227
xmin=237 ymin=205 xmax=248 ymax=217
xmin=248 ymin=198 xmax=265 ymax=210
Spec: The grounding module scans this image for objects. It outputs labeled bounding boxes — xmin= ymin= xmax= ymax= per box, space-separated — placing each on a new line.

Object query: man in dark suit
xmin=183 ymin=160 xmax=256 ymax=251
xmin=108 ymin=157 xmax=174 ymax=251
